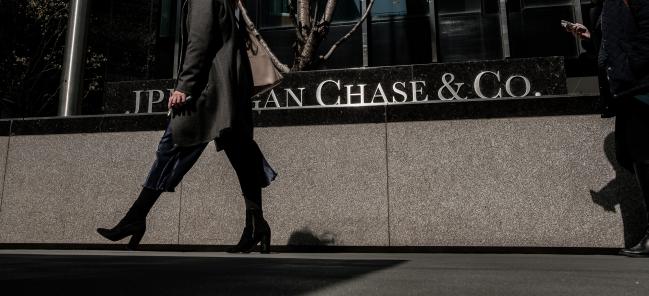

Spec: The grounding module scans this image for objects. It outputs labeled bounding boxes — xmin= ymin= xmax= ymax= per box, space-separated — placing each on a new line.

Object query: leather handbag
xmin=244 ymin=26 xmax=284 ymax=96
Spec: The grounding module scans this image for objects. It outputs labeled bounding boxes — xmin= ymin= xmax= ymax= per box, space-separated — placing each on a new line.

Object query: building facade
xmin=0 ymin=0 xmax=599 ymax=118
xmin=95 ymin=0 xmax=598 ymax=79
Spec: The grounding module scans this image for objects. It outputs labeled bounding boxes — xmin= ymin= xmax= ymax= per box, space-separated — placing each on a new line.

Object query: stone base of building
xmin=0 ymin=95 xmax=644 ymax=249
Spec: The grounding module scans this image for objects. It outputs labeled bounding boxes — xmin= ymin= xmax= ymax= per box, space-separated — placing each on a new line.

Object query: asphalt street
xmin=1 ymin=250 xmax=648 ymax=295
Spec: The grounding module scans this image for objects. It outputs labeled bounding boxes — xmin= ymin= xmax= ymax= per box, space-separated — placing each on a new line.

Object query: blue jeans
xmin=143 ymin=120 xmax=277 ymax=206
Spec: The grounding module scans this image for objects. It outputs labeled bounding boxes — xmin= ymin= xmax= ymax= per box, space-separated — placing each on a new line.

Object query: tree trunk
xmin=239 ymin=0 xmax=374 ymax=72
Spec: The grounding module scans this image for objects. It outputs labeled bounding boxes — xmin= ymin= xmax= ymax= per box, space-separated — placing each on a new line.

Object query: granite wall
xmin=0 ymin=103 xmax=643 ymax=249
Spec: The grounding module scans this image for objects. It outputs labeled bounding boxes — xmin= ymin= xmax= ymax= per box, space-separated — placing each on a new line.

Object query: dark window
xmin=259 ymin=0 xmax=362 ymax=28
xmin=369 ymin=0 xmax=433 ymax=66
xmin=436 ymin=0 xmax=503 ymax=62
xmin=0 ymin=0 xmax=179 ymax=117
xmin=90 ymin=0 xmax=178 ymax=82
xmin=507 ymin=0 xmax=580 ymax=58
xmin=82 ymin=0 xmax=179 ymax=115
xmin=371 ymin=0 xmax=429 ymax=18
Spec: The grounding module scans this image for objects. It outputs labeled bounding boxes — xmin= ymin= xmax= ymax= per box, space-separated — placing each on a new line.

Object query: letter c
xmin=316 ymin=80 xmax=342 ymax=106
xmin=474 ymin=71 xmax=502 ymax=99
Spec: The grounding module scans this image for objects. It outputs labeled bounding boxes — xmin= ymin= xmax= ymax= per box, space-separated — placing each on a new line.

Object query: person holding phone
xmin=563 ymin=0 xmax=615 ymax=116
xmin=96 ymin=0 xmax=277 ymax=253
xmin=597 ymin=0 xmax=649 ymax=257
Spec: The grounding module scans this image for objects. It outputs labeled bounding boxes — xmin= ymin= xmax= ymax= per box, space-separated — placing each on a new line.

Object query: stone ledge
xmin=0 ymin=244 xmax=622 ymax=254
xmin=0 ymin=95 xmax=600 ymax=136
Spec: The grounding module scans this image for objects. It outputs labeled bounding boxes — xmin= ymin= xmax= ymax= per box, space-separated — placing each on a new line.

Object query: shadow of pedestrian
xmin=590 ymin=132 xmax=648 ymax=247
xmin=0 ymin=254 xmax=405 ymax=296
xmin=287 ymin=227 xmax=336 ymax=247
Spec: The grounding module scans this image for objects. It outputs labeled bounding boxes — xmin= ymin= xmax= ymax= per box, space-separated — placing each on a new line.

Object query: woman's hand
xmin=168 ymin=90 xmax=188 ymax=110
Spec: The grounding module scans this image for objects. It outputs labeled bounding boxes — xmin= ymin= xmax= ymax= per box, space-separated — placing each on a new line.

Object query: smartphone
xmin=561 ymin=20 xmax=578 ymax=31
xmin=167 ymin=95 xmax=193 ymax=116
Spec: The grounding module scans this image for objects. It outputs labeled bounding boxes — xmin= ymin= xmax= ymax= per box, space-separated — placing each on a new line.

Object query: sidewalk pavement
xmin=1 ymin=250 xmax=648 ymax=295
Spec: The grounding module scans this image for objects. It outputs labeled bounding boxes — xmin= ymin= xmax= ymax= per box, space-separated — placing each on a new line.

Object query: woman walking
xmin=97 ymin=0 xmax=277 ymax=253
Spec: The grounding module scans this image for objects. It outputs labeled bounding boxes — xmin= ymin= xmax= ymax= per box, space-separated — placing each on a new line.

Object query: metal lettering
xmin=264 ymin=89 xmax=281 ymax=108
xmin=345 ymin=84 xmax=367 ymax=104
xmin=285 ymin=88 xmax=305 ymax=107
xmin=371 ymin=83 xmax=388 ymax=104
xmin=437 ymin=74 xmax=466 ymax=100
xmin=147 ymin=90 xmax=166 ymax=113
xmin=131 ymin=90 xmax=145 ymax=114
xmin=316 ymin=80 xmax=342 ymax=106
xmin=411 ymin=81 xmax=429 ymax=102
xmin=505 ymin=75 xmax=531 ymax=97
xmin=392 ymin=82 xmax=408 ymax=103
xmin=474 ymin=71 xmax=502 ymax=99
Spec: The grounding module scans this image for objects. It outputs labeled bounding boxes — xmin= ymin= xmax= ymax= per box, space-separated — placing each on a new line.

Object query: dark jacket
xmin=580 ymin=1 xmax=616 ymax=116
xmin=600 ymin=0 xmax=649 ymax=169
xmin=171 ymin=0 xmax=254 ymax=148
xmin=600 ymin=0 xmax=649 ymax=96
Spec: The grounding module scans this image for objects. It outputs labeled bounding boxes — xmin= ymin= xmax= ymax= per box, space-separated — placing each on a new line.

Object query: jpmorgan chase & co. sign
xmin=103 ymin=57 xmax=567 ymax=114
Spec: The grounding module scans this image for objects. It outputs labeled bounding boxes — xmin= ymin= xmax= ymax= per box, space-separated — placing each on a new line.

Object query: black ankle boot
xmin=227 ymin=211 xmax=254 ymax=253
xmin=251 ymin=208 xmax=271 ymax=254
xmin=227 ymin=209 xmax=271 ymax=254
xmin=97 ymin=220 xmax=146 ymax=250
xmin=96 ymin=188 xmax=162 ymax=250
xmin=620 ymin=163 xmax=649 ymax=257
xmin=620 ymin=232 xmax=649 ymax=257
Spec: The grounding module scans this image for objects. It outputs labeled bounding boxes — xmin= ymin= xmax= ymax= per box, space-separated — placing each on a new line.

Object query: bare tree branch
xmin=321 ymin=0 xmax=337 ymax=24
xmin=37 ymin=85 xmax=61 ymax=115
xmin=295 ymin=30 xmax=319 ymax=70
xmin=293 ymin=0 xmax=334 ymax=70
xmin=297 ymin=0 xmax=310 ymax=38
xmin=311 ymin=1 xmax=319 ymax=32
xmin=288 ymin=0 xmax=305 ymax=44
xmin=321 ymin=0 xmax=375 ymax=61
xmin=237 ymin=1 xmax=290 ymax=73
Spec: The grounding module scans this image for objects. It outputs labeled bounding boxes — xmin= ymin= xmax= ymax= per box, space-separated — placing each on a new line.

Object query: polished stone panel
xmin=412 ymin=57 xmax=567 ymax=100
xmin=179 ymin=124 xmax=390 ymax=246
xmin=0 ymin=132 xmax=180 ymax=245
xmin=253 ymin=105 xmax=386 ymax=127
xmin=567 ymin=76 xmax=600 ymax=95
xmin=175 ymin=145 xmax=244 ymax=246
xmin=387 ymin=116 xmax=627 ymax=247
xmin=102 ymin=57 xmax=567 ymax=115
xmin=251 ymin=65 xmax=414 ymax=109
xmin=104 ymin=79 xmax=175 ymax=115
xmin=0 ymin=121 xmax=11 ymax=137
xmin=386 ymin=95 xmax=599 ymax=122
xmin=0 ymin=137 xmax=9 ymax=216
xmin=11 ymin=116 xmax=103 ymax=136
xmin=7 ymin=95 xmax=601 ymax=137
xmin=99 ymin=113 xmax=168 ymax=133
xmin=1 ymin=105 xmax=636 ymax=249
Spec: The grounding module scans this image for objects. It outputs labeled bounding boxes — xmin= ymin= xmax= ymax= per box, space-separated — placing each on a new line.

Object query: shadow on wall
xmin=288 ymin=227 xmax=336 ymax=247
xmin=590 ymin=132 xmax=648 ymax=248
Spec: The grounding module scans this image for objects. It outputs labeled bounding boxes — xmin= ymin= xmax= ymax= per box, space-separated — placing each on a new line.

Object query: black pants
xmin=143 ymin=120 xmax=277 ymax=205
xmin=616 ymin=94 xmax=649 ymax=170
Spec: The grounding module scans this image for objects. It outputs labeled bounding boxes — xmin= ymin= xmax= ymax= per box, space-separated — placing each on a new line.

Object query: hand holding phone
xmin=562 ymin=20 xmax=591 ymax=40
xmin=561 ymin=20 xmax=577 ymax=30
xmin=167 ymin=91 xmax=193 ymax=116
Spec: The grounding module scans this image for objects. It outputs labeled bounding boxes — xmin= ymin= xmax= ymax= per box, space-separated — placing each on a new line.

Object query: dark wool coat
xmin=600 ymin=0 xmax=649 ymax=168
xmin=171 ymin=0 xmax=254 ymax=148
xmin=600 ymin=0 xmax=649 ymax=95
